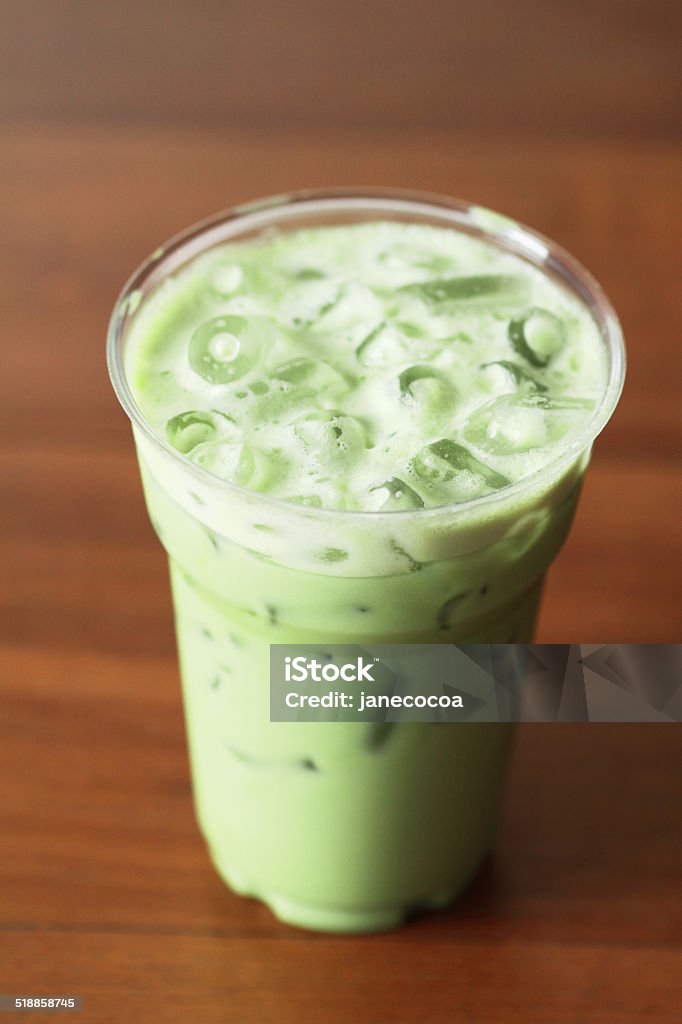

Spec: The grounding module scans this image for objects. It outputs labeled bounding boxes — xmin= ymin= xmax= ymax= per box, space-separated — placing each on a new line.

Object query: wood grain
xmin=1 ymin=1 xmax=680 ymax=137
xmin=1 ymin=122 xmax=681 ymax=1022
xmin=2 ymin=645 xmax=681 ymax=1022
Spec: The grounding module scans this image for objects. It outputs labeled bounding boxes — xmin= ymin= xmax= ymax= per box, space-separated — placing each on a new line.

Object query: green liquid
xmin=124 ymin=220 xmax=603 ymax=931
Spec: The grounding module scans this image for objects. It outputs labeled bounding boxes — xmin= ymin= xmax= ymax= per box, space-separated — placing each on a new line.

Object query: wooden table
xmin=2 ymin=127 xmax=681 ymax=1022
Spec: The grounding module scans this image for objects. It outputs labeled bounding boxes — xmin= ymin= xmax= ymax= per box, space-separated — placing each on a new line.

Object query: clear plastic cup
xmin=107 ymin=189 xmax=625 ymax=932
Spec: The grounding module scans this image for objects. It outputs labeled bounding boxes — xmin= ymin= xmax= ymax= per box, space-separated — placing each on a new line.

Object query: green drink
xmin=108 ymin=190 xmax=624 ymax=932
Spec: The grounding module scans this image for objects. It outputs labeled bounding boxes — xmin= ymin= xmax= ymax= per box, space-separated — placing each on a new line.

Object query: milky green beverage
xmin=108 ymin=190 xmax=624 ymax=932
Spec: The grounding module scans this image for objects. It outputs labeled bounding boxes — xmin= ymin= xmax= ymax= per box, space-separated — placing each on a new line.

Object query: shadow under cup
xmin=107 ymin=189 xmax=625 ymax=933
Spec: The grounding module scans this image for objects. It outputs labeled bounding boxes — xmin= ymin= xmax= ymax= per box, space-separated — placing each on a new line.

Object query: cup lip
xmin=107 ymin=186 xmax=626 ymax=521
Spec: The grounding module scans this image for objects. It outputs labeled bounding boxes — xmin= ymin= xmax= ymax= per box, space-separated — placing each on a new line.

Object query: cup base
xmin=209 ymin=847 xmax=479 ymax=934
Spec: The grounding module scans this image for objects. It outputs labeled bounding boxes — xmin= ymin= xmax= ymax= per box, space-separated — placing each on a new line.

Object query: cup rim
xmin=107 ymin=186 xmax=626 ymax=521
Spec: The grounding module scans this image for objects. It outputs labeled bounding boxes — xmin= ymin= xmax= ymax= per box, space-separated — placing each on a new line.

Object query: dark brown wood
xmin=1 ymin=1 xmax=681 ymax=137
xmin=1 ymin=120 xmax=681 ymax=1021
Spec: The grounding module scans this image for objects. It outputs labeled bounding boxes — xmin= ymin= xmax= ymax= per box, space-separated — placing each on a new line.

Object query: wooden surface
xmin=1 ymin=3 xmax=682 ymax=1016
xmin=1 ymin=125 xmax=680 ymax=1024
xmin=1 ymin=0 xmax=680 ymax=136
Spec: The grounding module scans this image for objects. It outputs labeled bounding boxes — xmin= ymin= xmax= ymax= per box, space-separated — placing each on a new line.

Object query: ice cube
xmin=508 ymin=308 xmax=565 ymax=367
xmin=399 ymin=275 xmax=527 ymax=306
xmin=241 ymin=376 xmax=312 ymax=426
xmin=485 ymin=400 xmax=547 ymax=454
xmin=379 ymin=246 xmax=453 ymax=275
xmin=294 ymin=409 xmax=370 ymax=461
xmin=271 ymin=357 xmax=349 ymax=397
xmin=413 ymin=439 xmax=509 ymax=490
xmin=189 ymin=315 xmax=263 ymax=384
xmin=464 ymin=394 xmax=592 ymax=455
xmin=370 ymin=477 xmax=425 ymax=511
xmin=271 ymin=357 xmax=316 ymax=385
xmin=357 ymin=318 xmax=431 ymax=367
xmin=357 ymin=323 xmax=398 ymax=366
xmin=189 ymin=440 xmax=243 ymax=479
xmin=279 ymin=280 xmax=340 ymax=328
xmin=399 ymin=365 xmax=454 ymax=408
xmin=318 ymin=282 xmax=383 ymax=332
xmin=479 ymin=360 xmax=548 ymax=396
xmin=234 ymin=444 xmax=282 ymax=491
xmin=165 ymin=410 xmax=221 ymax=453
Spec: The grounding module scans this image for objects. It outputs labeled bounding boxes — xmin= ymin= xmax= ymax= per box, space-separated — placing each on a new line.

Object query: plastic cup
xmin=107 ymin=189 xmax=625 ymax=932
